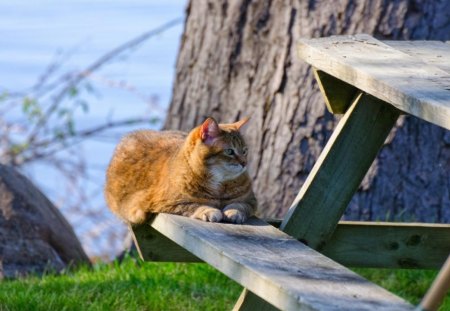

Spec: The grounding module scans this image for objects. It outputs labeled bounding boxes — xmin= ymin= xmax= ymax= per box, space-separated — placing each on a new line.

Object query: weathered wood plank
xmin=323 ymin=221 xmax=450 ymax=269
xmin=298 ymin=34 xmax=450 ymax=130
xmin=144 ymin=214 xmax=413 ymax=311
xmin=133 ymin=219 xmax=450 ymax=269
xmin=280 ymin=92 xmax=400 ymax=249
xmin=269 ymin=220 xmax=450 ymax=269
xmin=313 ymin=69 xmax=359 ymax=114
xmin=385 ymin=40 xmax=450 ymax=74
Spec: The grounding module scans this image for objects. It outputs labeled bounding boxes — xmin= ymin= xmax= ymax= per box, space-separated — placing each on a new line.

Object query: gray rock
xmin=0 ymin=164 xmax=90 ymax=279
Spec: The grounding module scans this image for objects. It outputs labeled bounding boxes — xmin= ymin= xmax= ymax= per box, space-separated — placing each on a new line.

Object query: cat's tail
xmin=111 ymin=191 xmax=149 ymax=224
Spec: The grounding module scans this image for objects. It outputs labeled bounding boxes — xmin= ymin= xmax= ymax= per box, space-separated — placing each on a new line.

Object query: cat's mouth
xmin=228 ymin=163 xmax=246 ymax=174
xmin=209 ymin=163 xmax=246 ymax=182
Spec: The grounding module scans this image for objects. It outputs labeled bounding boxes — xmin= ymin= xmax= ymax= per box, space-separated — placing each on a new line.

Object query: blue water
xmin=0 ymin=0 xmax=186 ymax=258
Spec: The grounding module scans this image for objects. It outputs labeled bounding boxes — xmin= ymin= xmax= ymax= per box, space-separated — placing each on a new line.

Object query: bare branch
xmin=27 ymin=16 xmax=183 ymax=144
xmin=0 ymin=16 xmax=182 ymax=258
xmin=16 ymin=117 xmax=149 ymax=164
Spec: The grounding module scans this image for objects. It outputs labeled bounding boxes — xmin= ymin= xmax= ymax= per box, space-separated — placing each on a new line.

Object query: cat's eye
xmin=224 ymin=148 xmax=234 ymax=156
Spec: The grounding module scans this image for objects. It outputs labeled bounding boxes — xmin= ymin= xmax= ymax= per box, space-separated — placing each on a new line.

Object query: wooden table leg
xmin=418 ymin=254 xmax=450 ymax=311
xmin=234 ymin=92 xmax=400 ymax=310
xmin=280 ymin=92 xmax=400 ymax=249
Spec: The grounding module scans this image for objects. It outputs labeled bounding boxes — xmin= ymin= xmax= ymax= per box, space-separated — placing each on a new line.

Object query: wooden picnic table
xmin=131 ymin=34 xmax=450 ymax=311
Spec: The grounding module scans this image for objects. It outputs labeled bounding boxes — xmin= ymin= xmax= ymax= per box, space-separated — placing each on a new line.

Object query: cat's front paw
xmin=223 ymin=208 xmax=247 ymax=224
xmin=191 ymin=206 xmax=223 ymax=223
xmin=223 ymin=203 xmax=250 ymax=224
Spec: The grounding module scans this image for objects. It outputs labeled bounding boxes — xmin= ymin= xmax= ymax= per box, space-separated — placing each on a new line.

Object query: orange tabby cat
xmin=104 ymin=117 xmax=256 ymax=224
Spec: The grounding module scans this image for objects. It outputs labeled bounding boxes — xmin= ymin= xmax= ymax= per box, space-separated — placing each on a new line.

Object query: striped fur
xmin=104 ymin=118 xmax=256 ymax=224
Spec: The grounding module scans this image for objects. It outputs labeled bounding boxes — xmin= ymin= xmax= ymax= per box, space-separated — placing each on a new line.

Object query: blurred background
xmin=0 ymin=0 xmax=186 ymax=260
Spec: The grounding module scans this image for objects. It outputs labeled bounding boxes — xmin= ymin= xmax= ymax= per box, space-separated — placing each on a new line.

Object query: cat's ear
xmin=232 ymin=116 xmax=250 ymax=131
xmin=200 ymin=118 xmax=220 ymax=145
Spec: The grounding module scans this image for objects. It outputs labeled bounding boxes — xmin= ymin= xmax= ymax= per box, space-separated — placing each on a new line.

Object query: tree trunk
xmin=165 ymin=0 xmax=450 ymax=222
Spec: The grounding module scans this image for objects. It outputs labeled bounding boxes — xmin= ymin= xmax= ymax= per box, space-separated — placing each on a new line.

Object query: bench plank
xmin=144 ymin=213 xmax=413 ymax=311
xmin=298 ymin=34 xmax=450 ymax=130
xmin=134 ymin=220 xmax=450 ymax=269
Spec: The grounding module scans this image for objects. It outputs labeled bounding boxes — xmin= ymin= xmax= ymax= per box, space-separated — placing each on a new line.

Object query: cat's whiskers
xmin=209 ymin=164 xmax=245 ymax=187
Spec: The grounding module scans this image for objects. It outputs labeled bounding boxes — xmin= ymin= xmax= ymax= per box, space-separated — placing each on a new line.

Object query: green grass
xmin=0 ymin=256 xmax=242 ymax=311
xmin=0 ymin=255 xmax=449 ymax=310
xmin=355 ymin=268 xmax=450 ymax=311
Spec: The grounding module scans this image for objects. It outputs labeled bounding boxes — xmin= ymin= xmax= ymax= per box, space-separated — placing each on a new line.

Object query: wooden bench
xmin=131 ymin=34 xmax=450 ymax=310
xmin=132 ymin=215 xmax=413 ymax=310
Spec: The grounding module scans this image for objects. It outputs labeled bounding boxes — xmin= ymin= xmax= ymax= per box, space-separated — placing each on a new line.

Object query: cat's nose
xmin=237 ymin=156 xmax=247 ymax=167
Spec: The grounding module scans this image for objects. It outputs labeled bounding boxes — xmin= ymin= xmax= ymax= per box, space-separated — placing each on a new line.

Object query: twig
xmin=27 ymin=16 xmax=183 ymax=145
xmin=17 ymin=117 xmax=148 ymax=164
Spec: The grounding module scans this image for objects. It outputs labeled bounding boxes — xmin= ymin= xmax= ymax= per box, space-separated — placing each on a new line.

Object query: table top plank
xmin=298 ymin=34 xmax=450 ymax=130
xmin=385 ymin=40 xmax=450 ymax=73
xmin=146 ymin=213 xmax=413 ymax=311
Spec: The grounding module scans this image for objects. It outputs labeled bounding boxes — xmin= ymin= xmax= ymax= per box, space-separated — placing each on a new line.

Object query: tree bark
xmin=165 ymin=0 xmax=450 ymax=222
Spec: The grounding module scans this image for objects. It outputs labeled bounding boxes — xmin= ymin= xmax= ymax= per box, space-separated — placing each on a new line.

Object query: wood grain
xmin=298 ymin=34 xmax=450 ymax=130
xmin=141 ymin=213 xmax=413 ymax=311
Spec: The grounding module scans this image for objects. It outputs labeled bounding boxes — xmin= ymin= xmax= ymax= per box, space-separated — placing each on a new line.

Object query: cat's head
xmin=190 ymin=117 xmax=250 ymax=181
